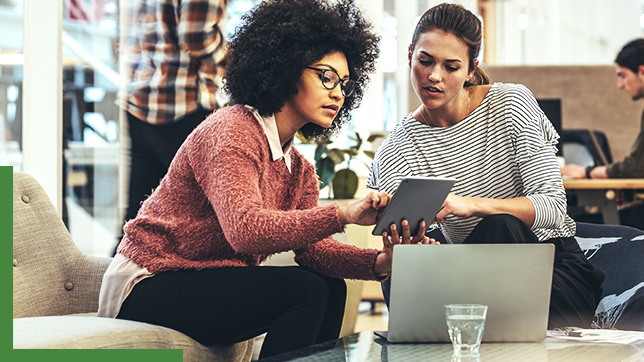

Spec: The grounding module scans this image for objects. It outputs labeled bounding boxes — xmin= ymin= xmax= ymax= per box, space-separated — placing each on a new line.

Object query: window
xmin=0 ymin=0 xmax=24 ymax=169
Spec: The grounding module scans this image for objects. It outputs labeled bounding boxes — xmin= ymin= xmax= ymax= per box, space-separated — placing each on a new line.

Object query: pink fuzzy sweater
xmin=118 ymin=105 xmax=381 ymax=280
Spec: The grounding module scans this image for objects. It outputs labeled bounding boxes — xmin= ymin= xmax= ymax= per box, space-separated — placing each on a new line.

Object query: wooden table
xmin=563 ymin=179 xmax=644 ymax=225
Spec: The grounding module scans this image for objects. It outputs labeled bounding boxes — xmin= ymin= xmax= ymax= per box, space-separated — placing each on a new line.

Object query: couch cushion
xmin=575 ymin=222 xmax=644 ymax=330
xmin=14 ymin=316 xmax=253 ymax=362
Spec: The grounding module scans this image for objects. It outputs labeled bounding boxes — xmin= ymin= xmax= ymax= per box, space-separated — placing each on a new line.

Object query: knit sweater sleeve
xmin=292 ymin=169 xmax=382 ymax=281
xmin=188 ymin=106 xmax=345 ymax=255
xmin=294 ymin=239 xmax=382 ymax=281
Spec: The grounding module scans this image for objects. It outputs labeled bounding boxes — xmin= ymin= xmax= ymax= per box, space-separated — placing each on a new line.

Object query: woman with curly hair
xmin=97 ymin=0 xmax=426 ymax=358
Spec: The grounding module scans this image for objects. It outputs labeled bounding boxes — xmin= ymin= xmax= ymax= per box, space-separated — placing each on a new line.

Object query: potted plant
xmin=311 ymin=133 xmax=384 ymax=199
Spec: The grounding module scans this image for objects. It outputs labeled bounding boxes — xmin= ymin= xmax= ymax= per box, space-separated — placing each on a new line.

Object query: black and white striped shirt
xmin=367 ymin=83 xmax=575 ymax=244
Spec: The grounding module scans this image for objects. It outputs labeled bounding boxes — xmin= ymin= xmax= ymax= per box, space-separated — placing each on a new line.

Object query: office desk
xmin=261 ymin=331 xmax=644 ymax=362
xmin=563 ymin=179 xmax=644 ymax=225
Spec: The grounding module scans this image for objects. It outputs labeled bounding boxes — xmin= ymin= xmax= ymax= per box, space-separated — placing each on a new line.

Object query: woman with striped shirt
xmin=368 ymin=3 xmax=605 ymax=329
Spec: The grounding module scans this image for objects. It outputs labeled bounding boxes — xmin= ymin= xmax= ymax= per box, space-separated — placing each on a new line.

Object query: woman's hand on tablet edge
xmin=434 ymin=193 xmax=536 ymax=227
xmin=338 ymin=191 xmax=390 ymax=226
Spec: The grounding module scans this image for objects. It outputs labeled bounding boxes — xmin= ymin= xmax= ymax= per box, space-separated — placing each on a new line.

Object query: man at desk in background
xmin=115 ymin=0 xmax=229 ymax=253
xmin=561 ymin=38 xmax=644 ymax=230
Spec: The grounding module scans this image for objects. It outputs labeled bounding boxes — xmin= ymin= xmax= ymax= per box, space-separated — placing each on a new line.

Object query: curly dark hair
xmin=224 ymin=0 xmax=380 ymax=140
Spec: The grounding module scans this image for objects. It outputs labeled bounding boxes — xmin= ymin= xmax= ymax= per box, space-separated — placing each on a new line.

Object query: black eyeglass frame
xmin=305 ymin=66 xmax=355 ymax=97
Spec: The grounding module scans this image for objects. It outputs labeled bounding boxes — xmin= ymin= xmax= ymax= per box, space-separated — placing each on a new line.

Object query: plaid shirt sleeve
xmin=119 ymin=0 xmax=229 ymax=124
xmin=178 ymin=0 xmax=228 ymax=66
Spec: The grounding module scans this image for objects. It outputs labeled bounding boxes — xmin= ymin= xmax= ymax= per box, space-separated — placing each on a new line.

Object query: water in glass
xmin=446 ymin=314 xmax=485 ymax=355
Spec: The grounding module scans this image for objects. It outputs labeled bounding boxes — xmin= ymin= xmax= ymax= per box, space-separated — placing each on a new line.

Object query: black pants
xmin=117 ymin=266 xmax=346 ymax=359
xmin=114 ymin=109 xmax=212 ymax=255
xmin=382 ymin=214 xmax=605 ymax=329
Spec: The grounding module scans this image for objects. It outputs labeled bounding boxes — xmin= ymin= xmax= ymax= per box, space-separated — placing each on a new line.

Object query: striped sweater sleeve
xmin=508 ymin=85 xmax=571 ymax=231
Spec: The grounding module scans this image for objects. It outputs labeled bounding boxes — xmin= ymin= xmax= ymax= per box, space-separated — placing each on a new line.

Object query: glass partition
xmin=61 ymin=0 xmax=120 ymax=256
xmin=0 ymin=0 xmax=24 ymax=170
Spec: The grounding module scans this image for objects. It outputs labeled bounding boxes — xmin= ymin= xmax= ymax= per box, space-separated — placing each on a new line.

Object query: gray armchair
xmin=13 ymin=171 xmax=254 ymax=361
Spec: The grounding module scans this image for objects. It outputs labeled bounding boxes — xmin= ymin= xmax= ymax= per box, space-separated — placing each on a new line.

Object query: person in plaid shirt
xmin=116 ymin=0 xmax=229 ymax=253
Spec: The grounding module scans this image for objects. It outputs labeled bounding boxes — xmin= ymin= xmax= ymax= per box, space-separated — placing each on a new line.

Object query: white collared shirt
xmin=245 ymin=105 xmax=293 ymax=173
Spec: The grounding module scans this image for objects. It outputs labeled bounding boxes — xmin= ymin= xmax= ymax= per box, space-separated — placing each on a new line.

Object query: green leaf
xmin=327 ymin=149 xmax=346 ymax=164
xmin=316 ymin=157 xmax=336 ymax=189
xmin=367 ymin=134 xmax=385 ymax=142
xmin=314 ymin=144 xmax=327 ymax=162
xmin=344 ymin=149 xmax=359 ymax=158
xmin=295 ymin=132 xmax=310 ymax=143
xmin=354 ymin=134 xmax=363 ymax=150
xmin=348 ymin=134 xmax=362 ymax=153
xmin=332 ymin=169 xmax=359 ymax=199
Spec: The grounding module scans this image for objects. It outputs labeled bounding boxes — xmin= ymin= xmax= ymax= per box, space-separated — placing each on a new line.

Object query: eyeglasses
xmin=305 ymin=67 xmax=356 ymax=97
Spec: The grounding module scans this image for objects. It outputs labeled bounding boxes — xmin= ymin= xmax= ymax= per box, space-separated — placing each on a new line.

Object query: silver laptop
xmin=382 ymin=243 xmax=555 ymax=343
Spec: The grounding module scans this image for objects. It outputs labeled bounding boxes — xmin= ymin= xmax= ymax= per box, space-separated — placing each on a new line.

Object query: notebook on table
xmin=377 ymin=243 xmax=555 ymax=343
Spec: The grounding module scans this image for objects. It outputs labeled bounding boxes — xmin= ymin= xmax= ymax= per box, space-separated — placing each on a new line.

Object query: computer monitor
xmin=536 ymin=98 xmax=562 ymax=156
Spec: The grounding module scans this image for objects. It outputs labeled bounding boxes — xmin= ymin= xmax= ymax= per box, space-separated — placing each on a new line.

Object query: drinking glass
xmin=444 ymin=304 xmax=488 ymax=356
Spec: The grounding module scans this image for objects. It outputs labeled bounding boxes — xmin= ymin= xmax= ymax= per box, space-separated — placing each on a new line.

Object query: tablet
xmin=371 ymin=176 xmax=456 ymax=236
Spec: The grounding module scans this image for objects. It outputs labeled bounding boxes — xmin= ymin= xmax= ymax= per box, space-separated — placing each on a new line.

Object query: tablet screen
xmin=371 ymin=177 xmax=456 ymax=236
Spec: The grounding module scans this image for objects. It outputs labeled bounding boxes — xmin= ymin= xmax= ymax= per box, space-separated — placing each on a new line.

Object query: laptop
xmin=379 ymin=243 xmax=554 ymax=343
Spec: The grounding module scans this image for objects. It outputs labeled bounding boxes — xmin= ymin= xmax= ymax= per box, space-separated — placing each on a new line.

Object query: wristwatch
xmin=585 ymin=166 xmax=594 ymax=179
